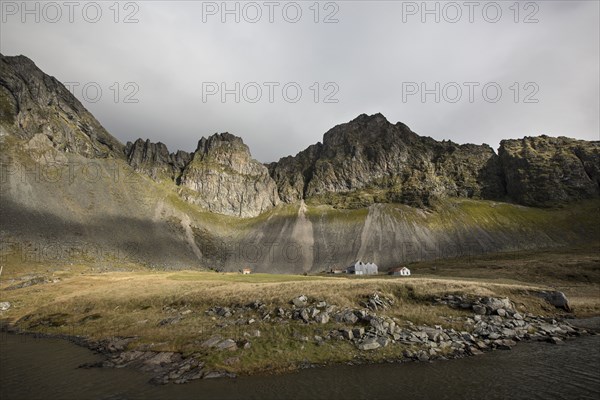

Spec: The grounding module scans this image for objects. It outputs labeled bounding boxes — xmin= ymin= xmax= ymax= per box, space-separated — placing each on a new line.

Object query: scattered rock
xmin=537 ymin=291 xmax=572 ymax=312
xmin=473 ymin=305 xmax=487 ymax=315
xmin=358 ymin=338 xmax=381 ymax=350
xmin=352 ymin=327 xmax=365 ymax=338
xmin=340 ymin=328 xmax=354 ymax=340
xmin=201 ymin=336 xmax=223 ymax=348
xmin=203 ymin=371 xmax=237 ymax=379
xmin=292 ymin=295 xmax=308 ymax=308
xmin=0 ymin=302 xmax=12 ymax=311
xmin=216 ymin=339 xmax=237 ymax=351
xmin=548 ymin=336 xmax=563 ymax=345
xmin=334 ymin=310 xmax=359 ymax=324
xmin=314 ymin=312 xmax=330 ymax=324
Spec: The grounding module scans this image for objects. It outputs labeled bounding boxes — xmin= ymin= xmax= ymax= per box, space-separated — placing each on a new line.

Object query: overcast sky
xmin=1 ymin=0 xmax=598 ymax=161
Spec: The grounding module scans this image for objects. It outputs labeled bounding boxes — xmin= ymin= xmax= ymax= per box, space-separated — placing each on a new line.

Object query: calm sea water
xmin=1 ymin=333 xmax=599 ymax=400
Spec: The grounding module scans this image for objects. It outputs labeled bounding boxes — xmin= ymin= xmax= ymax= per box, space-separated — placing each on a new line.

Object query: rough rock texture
xmin=125 ymin=139 xmax=191 ymax=181
xmin=178 ymin=133 xmax=280 ymax=217
xmin=499 ymin=136 xmax=600 ymax=207
xmin=270 ymin=113 xmax=505 ymax=208
xmin=267 ymin=143 xmax=323 ymax=203
xmin=0 ymin=53 xmax=123 ymax=158
xmin=270 ymin=114 xmax=599 ymax=209
xmin=1 ymin=54 xmax=599 ymax=273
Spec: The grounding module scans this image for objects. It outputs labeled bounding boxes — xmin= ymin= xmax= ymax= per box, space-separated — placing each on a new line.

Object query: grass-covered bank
xmin=0 ymin=245 xmax=598 ymax=379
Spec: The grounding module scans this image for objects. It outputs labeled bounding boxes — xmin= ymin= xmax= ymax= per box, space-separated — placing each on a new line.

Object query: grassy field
xmin=0 ymin=245 xmax=598 ymax=375
xmin=405 ymin=245 xmax=600 ymax=316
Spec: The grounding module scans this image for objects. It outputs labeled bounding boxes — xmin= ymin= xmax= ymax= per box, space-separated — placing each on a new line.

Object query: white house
xmin=345 ymin=261 xmax=378 ymax=275
xmin=389 ymin=267 xmax=411 ymax=276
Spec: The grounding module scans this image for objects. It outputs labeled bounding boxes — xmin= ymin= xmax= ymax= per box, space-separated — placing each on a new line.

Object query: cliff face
xmin=2 ymin=53 xmax=598 ymax=219
xmin=270 ymin=114 xmax=600 ymax=208
xmin=122 ymin=114 xmax=600 ymax=212
xmin=1 ymin=54 xmax=598 ymax=273
xmin=0 ymin=54 xmax=123 ymax=158
xmin=178 ymin=133 xmax=281 ymax=217
xmin=125 ymin=139 xmax=191 ymax=181
xmin=499 ymin=136 xmax=600 ymax=207
xmin=271 ymin=113 xmax=506 ymax=208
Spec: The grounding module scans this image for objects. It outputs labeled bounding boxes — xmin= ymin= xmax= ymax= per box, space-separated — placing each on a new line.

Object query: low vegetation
xmin=1 ymin=245 xmax=597 ymax=375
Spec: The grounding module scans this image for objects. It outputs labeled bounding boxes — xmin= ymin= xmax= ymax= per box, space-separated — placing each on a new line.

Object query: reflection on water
xmin=1 ymin=332 xmax=599 ymax=400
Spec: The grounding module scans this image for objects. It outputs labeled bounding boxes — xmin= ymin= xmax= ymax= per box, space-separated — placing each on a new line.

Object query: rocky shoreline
xmin=1 ymin=292 xmax=595 ymax=385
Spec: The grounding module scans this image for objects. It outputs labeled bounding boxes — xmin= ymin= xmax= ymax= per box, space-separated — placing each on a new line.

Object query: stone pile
xmin=73 ymin=293 xmax=592 ymax=385
xmin=81 ymin=336 xmax=237 ymax=385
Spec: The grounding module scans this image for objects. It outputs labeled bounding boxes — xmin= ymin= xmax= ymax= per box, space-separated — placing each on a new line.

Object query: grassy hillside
xmin=2 ymin=133 xmax=599 ymax=274
xmin=0 ymin=245 xmax=597 ymax=376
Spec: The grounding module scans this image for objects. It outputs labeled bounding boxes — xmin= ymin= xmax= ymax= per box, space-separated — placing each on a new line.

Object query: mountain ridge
xmin=1 ymin=53 xmax=599 ymax=273
xmin=2 ymin=53 xmax=599 ymax=218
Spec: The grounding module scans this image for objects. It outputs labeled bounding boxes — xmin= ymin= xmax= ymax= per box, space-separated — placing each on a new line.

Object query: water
xmin=1 ymin=333 xmax=599 ymax=400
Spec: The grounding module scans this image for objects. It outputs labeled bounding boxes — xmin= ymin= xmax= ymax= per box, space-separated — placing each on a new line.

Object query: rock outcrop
xmin=125 ymin=139 xmax=191 ymax=181
xmin=2 ymin=53 xmax=598 ymax=273
xmin=270 ymin=113 xmax=505 ymax=207
xmin=178 ymin=133 xmax=280 ymax=217
xmin=0 ymin=53 xmax=123 ymax=158
xmin=270 ymin=114 xmax=599 ymax=208
xmin=499 ymin=136 xmax=600 ymax=207
xmin=3 ymin=53 xmax=598 ymax=218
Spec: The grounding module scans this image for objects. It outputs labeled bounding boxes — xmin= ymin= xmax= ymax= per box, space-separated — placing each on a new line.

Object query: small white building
xmin=389 ymin=267 xmax=411 ymax=276
xmin=346 ymin=261 xmax=378 ymax=275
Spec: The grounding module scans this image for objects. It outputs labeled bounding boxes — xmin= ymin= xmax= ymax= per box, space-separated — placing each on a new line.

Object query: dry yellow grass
xmin=0 ymin=245 xmax=597 ymax=374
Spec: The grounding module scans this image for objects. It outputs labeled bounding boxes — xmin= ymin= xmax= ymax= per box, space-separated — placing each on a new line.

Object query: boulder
xmin=473 ymin=305 xmax=487 ymax=315
xmin=292 ymin=296 xmax=308 ymax=308
xmin=548 ymin=336 xmax=563 ymax=344
xmin=358 ymin=338 xmax=381 ymax=350
xmin=0 ymin=302 xmax=11 ymax=311
xmin=335 ymin=310 xmax=359 ymax=324
xmin=483 ymin=297 xmax=513 ymax=312
xmin=537 ymin=291 xmax=571 ymax=312
xmin=300 ymin=308 xmax=310 ymax=323
xmin=340 ymin=328 xmax=354 ymax=340
xmin=369 ymin=317 xmax=387 ymax=335
xmin=352 ymin=327 xmax=365 ymax=338
xmin=216 ymin=339 xmax=237 ymax=351
xmin=513 ymin=312 xmax=523 ymax=320
xmin=314 ymin=312 xmax=330 ymax=324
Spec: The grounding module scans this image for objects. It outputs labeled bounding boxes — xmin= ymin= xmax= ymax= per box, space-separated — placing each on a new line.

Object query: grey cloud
xmin=1 ymin=0 xmax=598 ymax=161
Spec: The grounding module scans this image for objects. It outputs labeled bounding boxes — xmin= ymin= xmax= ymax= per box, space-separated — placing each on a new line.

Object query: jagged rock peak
xmin=178 ymin=131 xmax=280 ymax=217
xmin=195 ymin=132 xmax=248 ymax=156
xmin=125 ymin=138 xmax=191 ymax=181
xmin=269 ymin=113 xmax=505 ymax=207
xmin=0 ymin=53 xmax=124 ymax=158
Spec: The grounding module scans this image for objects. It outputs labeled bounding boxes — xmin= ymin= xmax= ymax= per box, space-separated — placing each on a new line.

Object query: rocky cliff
xmin=270 ymin=114 xmax=598 ymax=209
xmin=271 ymin=113 xmax=506 ymax=208
xmin=1 ymin=53 xmax=599 ymax=273
xmin=178 ymin=133 xmax=280 ymax=217
xmin=0 ymin=54 xmax=123 ymax=158
xmin=125 ymin=139 xmax=191 ymax=181
xmin=499 ymin=136 xmax=600 ymax=207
